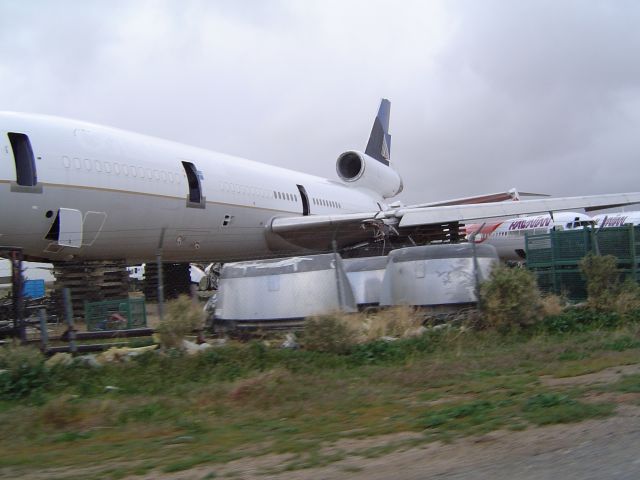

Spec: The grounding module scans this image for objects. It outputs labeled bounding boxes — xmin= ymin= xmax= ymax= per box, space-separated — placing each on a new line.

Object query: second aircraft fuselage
xmin=0 ymin=112 xmax=384 ymax=263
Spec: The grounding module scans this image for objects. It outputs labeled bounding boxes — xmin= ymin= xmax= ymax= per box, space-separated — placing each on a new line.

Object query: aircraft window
xmin=145 ymin=168 xmax=152 ymax=179
xmin=273 ymin=191 xmax=277 ymax=198
xmin=137 ymin=167 xmax=144 ymax=178
xmin=62 ymin=156 xmax=71 ymax=168
xmin=161 ymin=171 xmax=166 ymax=181
xmin=182 ymin=161 xmax=205 ymax=207
xmin=286 ymin=193 xmax=291 ymax=201
xmin=94 ymin=160 xmax=102 ymax=172
xmin=8 ymin=132 xmax=37 ymax=186
xmin=168 ymin=172 xmax=174 ymax=182
xmin=84 ymin=159 xmax=92 ymax=171
xmin=130 ymin=166 xmax=137 ymax=177
xmin=104 ymin=162 xmax=111 ymax=173
xmin=73 ymin=157 xmax=82 ymax=169
xmin=566 ymin=223 xmax=572 ymax=229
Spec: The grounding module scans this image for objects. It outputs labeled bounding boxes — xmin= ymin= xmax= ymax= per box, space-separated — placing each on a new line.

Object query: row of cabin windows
xmin=6 ymin=132 xmax=341 ymax=213
xmin=62 ymin=155 xmax=182 ymax=184
xmin=274 ymin=191 xmax=298 ymax=202
xmin=313 ymin=197 xmax=341 ymax=209
xmin=222 ymin=181 xmax=271 ymax=198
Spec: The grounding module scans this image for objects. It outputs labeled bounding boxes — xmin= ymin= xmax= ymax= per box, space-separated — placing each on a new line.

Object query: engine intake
xmin=336 ymin=150 xmax=403 ymax=198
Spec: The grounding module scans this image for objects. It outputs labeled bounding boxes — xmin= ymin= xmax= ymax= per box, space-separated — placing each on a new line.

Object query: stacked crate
xmin=526 ymin=225 xmax=640 ymax=301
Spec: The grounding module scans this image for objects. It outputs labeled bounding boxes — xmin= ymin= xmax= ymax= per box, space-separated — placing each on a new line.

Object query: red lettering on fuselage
xmin=508 ymin=217 xmax=551 ymax=231
xmin=602 ymin=216 xmax=628 ymax=227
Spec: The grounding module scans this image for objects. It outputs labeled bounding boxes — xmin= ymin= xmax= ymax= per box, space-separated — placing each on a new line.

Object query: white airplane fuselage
xmin=0 ymin=112 xmax=385 ymax=263
xmin=593 ymin=212 xmax=640 ymax=227
xmin=465 ymin=212 xmax=595 ymax=261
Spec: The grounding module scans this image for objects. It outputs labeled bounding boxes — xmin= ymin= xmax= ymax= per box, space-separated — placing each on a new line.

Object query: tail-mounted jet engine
xmin=336 ymin=150 xmax=403 ymax=199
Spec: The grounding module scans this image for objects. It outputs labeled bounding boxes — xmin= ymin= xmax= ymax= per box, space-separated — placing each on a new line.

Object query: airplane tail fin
xmin=365 ymin=98 xmax=391 ymax=166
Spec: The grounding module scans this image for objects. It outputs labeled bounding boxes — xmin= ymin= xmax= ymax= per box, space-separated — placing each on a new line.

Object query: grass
xmin=0 ymin=325 xmax=638 ymax=478
xmin=521 ymin=392 xmax=613 ymax=425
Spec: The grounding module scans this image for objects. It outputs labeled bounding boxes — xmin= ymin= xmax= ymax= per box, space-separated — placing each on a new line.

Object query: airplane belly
xmin=485 ymin=236 xmax=525 ymax=262
xmin=1 ymin=183 xmax=285 ymax=263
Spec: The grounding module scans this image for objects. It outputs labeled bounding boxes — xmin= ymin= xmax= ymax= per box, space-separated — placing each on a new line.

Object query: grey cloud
xmin=1 ymin=0 xmax=639 ymax=206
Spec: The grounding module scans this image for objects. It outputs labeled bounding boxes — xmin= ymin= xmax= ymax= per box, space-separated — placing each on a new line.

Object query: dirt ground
xmin=124 ymin=406 xmax=640 ymax=480
xmin=7 ymin=365 xmax=640 ymax=480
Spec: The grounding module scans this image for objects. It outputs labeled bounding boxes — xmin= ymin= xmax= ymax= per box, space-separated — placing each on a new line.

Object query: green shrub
xmin=578 ymin=254 xmax=640 ymax=318
xmin=479 ymin=265 xmax=542 ymax=333
xmin=613 ymin=279 xmax=640 ymax=318
xmin=156 ymin=295 xmax=204 ymax=349
xmin=541 ymin=307 xmax=621 ymax=334
xmin=579 ymin=253 xmax=620 ymax=312
xmin=301 ymin=314 xmax=357 ymax=354
xmin=521 ymin=392 xmax=613 ymax=425
xmin=0 ymin=345 xmax=48 ymax=399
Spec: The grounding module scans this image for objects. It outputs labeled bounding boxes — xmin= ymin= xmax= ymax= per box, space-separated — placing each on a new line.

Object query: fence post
xmin=38 ymin=309 xmax=48 ymax=353
xmin=63 ymin=288 xmax=77 ymax=354
xmin=332 ymin=240 xmax=344 ymax=311
xmin=157 ymin=227 xmax=166 ymax=322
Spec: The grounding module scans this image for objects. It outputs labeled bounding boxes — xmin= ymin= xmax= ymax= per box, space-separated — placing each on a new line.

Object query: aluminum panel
xmin=216 ymin=253 xmax=356 ymax=321
xmin=380 ymin=245 xmax=498 ymax=307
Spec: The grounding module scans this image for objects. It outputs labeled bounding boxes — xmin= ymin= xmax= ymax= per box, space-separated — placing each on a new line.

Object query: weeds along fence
xmin=526 ymin=225 xmax=640 ymax=300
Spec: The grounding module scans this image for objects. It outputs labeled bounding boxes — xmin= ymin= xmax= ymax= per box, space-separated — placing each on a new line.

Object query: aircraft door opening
xmin=182 ymin=161 xmax=205 ymax=208
xmin=297 ymin=184 xmax=310 ymax=216
xmin=45 ymin=208 xmax=83 ymax=248
xmin=8 ymin=132 xmax=41 ymax=192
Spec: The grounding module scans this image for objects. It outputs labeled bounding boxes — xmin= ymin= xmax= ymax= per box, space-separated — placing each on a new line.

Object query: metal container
xmin=343 ymin=256 xmax=389 ymax=307
xmin=214 ymin=253 xmax=356 ymax=327
xmin=380 ymin=244 xmax=498 ymax=307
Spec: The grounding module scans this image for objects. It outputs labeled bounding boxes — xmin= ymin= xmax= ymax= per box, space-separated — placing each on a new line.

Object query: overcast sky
xmin=1 ymin=0 xmax=639 ymax=205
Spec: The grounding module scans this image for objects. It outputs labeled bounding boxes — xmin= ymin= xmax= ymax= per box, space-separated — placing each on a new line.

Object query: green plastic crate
xmin=84 ymin=298 xmax=147 ymax=331
xmin=526 ymin=225 xmax=640 ymax=301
